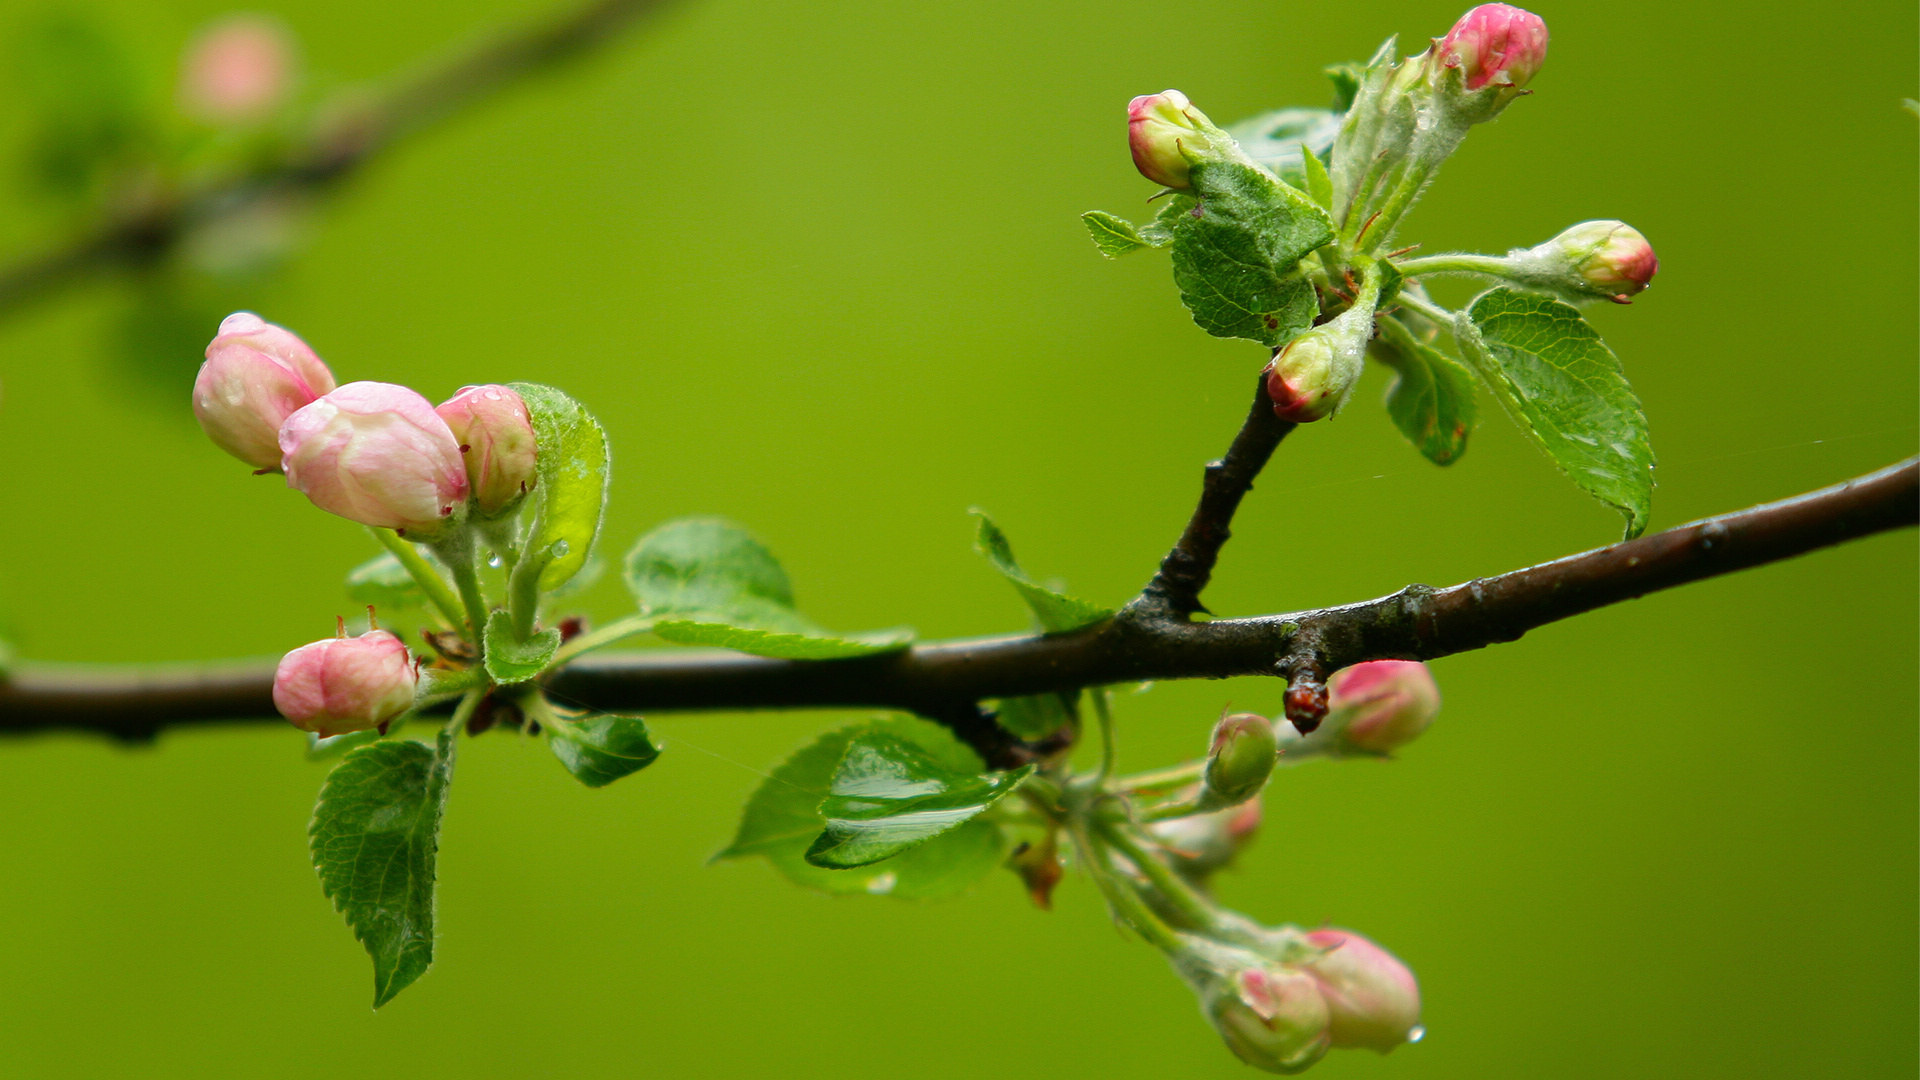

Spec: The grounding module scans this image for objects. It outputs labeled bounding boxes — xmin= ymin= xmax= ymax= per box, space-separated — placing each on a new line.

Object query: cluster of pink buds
xmin=192 ymin=312 xmax=543 ymax=734
xmin=192 ymin=313 xmax=538 ymax=538
xmin=1183 ymin=926 xmax=1422 ymax=1073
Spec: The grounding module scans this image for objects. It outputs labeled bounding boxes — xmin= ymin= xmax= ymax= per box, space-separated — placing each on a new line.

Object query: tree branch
xmin=1130 ymin=372 xmax=1294 ymax=619
xmin=5 ymin=457 xmax=1911 ymax=758
xmin=0 ymin=0 xmax=673 ymax=316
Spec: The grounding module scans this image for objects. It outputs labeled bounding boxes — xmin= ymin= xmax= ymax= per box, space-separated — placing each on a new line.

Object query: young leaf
xmin=345 ymin=552 xmax=428 ymax=611
xmin=1297 ymin=142 xmax=1334 ymax=210
xmin=549 ymin=713 xmax=661 ymax=787
xmin=714 ymin=718 xmax=1009 ymax=899
xmin=1137 ymin=194 xmax=1197 ymax=246
xmin=971 ymin=511 xmax=1111 ymax=633
xmin=1082 ymin=211 xmax=1150 ymax=257
xmin=310 ymin=729 xmax=456 ymax=1008
xmin=650 ymin=621 xmax=911 ymax=658
xmin=1222 ymin=107 xmax=1341 ymax=188
xmin=1372 ymin=319 xmax=1479 ymax=466
xmin=482 ymin=610 xmax=560 ymax=685
xmin=1454 ymin=288 xmax=1656 ymax=537
xmin=805 ymin=733 xmax=1034 ymax=869
xmin=1169 ymin=160 xmax=1335 ymax=346
xmin=507 ymin=382 xmax=609 ymax=592
xmin=626 ymin=518 xmax=912 ymax=658
xmin=993 ymin=692 xmax=1076 ymax=740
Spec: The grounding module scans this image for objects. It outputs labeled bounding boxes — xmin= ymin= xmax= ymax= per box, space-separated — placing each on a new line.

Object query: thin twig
xmin=4 ymin=458 xmax=1911 ymax=757
xmin=0 ymin=0 xmax=674 ymax=316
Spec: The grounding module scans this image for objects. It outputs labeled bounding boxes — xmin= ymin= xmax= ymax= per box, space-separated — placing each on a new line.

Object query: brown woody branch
xmin=4 ymin=455 xmax=1912 ymax=760
xmin=0 ymin=0 xmax=672 ymax=316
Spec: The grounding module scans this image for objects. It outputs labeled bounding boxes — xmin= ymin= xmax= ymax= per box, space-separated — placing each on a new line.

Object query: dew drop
xmin=551 ymin=539 xmax=570 ymax=558
xmin=487 ymin=553 xmax=504 ymax=568
xmin=864 ymin=872 xmax=898 ymax=896
xmin=1407 ymin=1026 xmax=1426 ymax=1044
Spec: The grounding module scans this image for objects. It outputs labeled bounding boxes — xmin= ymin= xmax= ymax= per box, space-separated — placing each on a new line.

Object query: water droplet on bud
xmin=551 ymin=539 xmax=570 ymax=558
xmin=486 ymin=553 xmax=504 ymax=568
xmin=1407 ymin=1026 xmax=1426 ymax=1044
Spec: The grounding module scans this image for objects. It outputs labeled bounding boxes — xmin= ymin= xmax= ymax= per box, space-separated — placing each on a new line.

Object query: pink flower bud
xmin=1266 ymin=331 xmax=1343 ymax=423
xmin=279 ymin=382 xmax=470 ymax=537
xmin=1438 ymin=4 xmax=1548 ymax=91
xmin=180 ymin=15 xmax=294 ymax=123
xmin=1302 ymin=929 xmax=1422 ymax=1053
xmin=272 ymin=629 xmax=418 ymax=737
xmin=1152 ymin=796 xmax=1262 ymax=879
xmin=192 ymin=312 xmax=336 ymax=471
xmin=1207 ymin=966 xmax=1332 ymax=1073
xmin=1128 ymin=90 xmax=1220 ymax=190
xmin=1203 ymin=712 xmax=1278 ymax=807
xmin=1563 ymin=220 xmax=1658 ymax=303
xmin=1327 ymin=660 xmax=1441 ymax=754
xmin=435 ymin=385 xmax=538 ymax=516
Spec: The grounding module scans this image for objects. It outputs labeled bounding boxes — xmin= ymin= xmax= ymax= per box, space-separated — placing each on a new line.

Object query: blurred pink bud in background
xmin=181 ymin=15 xmax=295 ymax=123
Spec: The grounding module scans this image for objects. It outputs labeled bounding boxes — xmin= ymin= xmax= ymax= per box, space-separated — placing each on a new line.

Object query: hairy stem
xmin=370 ymin=528 xmax=466 ymax=630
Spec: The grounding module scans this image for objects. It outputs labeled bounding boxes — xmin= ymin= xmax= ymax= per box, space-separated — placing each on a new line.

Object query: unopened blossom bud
xmin=1266 ymin=330 xmax=1343 ymax=423
xmin=1302 ymin=928 xmax=1422 ymax=1053
xmin=192 ymin=312 xmax=336 ymax=471
xmin=1438 ymin=4 xmax=1548 ymax=91
xmin=1202 ymin=712 xmax=1278 ymax=807
xmin=279 ymin=382 xmax=469 ymax=537
xmin=1128 ymin=90 xmax=1225 ymax=190
xmin=1206 ymin=966 xmax=1332 ymax=1074
xmin=1554 ymin=220 xmax=1659 ymax=303
xmin=1327 ymin=660 xmax=1441 ymax=754
xmin=436 ymin=384 xmax=538 ymax=516
xmin=272 ymin=628 xmax=417 ymax=737
xmin=180 ymin=15 xmax=294 ymax=123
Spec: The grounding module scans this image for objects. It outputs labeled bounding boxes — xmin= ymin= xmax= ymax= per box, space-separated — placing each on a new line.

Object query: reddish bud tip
xmin=1128 ymin=90 xmax=1217 ymax=190
xmin=1302 ymin=928 xmax=1423 ymax=1053
xmin=1439 ymin=4 xmax=1549 ymax=91
xmin=1327 ymin=660 xmax=1441 ymax=753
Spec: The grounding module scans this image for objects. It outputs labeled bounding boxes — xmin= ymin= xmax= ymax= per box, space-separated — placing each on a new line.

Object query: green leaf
xmin=651 ymin=621 xmax=911 ymax=658
xmin=1455 ymin=288 xmax=1656 ymax=537
xmin=970 ymin=511 xmax=1111 ymax=633
xmin=1373 ymin=320 xmax=1479 ymax=466
xmin=346 ymin=553 xmax=429 ymax=611
xmin=310 ymin=730 xmax=456 ymax=1008
xmin=1082 ymin=211 xmax=1150 ymax=257
xmin=1298 ymin=142 xmax=1334 ymax=210
xmin=1223 ymin=108 xmax=1341 ymax=189
xmin=1325 ymin=62 xmax=1365 ymax=112
xmin=549 ymin=713 xmax=661 ymax=787
xmin=626 ymin=518 xmax=912 ymax=658
xmin=715 ymin=718 xmax=1009 ymax=899
xmin=992 ymin=693 xmax=1076 ymax=740
xmin=1169 ymin=160 xmax=1334 ymax=346
xmin=806 ymin=733 xmax=1033 ymax=869
xmin=1138 ymin=195 xmax=1196 ymax=246
xmin=482 ymin=610 xmax=560 ymax=684
xmin=507 ymin=383 xmax=609 ymax=593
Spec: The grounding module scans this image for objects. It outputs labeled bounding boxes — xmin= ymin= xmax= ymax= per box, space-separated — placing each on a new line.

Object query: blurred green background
xmin=0 ymin=0 xmax=1913 ymax=1076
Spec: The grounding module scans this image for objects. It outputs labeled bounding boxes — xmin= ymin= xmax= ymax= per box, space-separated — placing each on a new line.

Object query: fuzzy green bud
xmin=1201 ymin=712 xmax=1278 ymax=808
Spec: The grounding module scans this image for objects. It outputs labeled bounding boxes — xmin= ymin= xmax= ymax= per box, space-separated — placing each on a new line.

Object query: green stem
xmin=1067 ymin=820 xmax=1185 ymax=954
xmin=1359 ymin=160 xmax=1433 ymax=252
xmin=1113 ymin=760 xmax=1205 ymax=797
xmin=370 ymin=528 xmax=465 ymax=630
xmin=1391 ymin=291 xmax=1454 ymax=329
xmin=1090 ymin=687 xmax=1117 ymax=786
xmin=430 ymin=532 xmax=493 ymax=645
xmin=1096 ymin=820 xmax=1222 ymax=934
xmin=548 ymin=613 xmax=658 ymax=668
xmin=445 ymin=687 xmax=485 ymax=735
xmin=1394 ymin=252 xmax=1511 ymax=279
xmin=506 ymin=550 xmax=548 ymax=641
xmin=1138 ymin=793 xmax=1212 ymax=822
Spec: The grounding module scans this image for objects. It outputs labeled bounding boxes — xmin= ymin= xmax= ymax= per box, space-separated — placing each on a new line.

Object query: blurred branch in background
xmin=2 ymin=456 xmax=1911 ymax=753
xmin=0 ymin=0 xmax=673 ymax=319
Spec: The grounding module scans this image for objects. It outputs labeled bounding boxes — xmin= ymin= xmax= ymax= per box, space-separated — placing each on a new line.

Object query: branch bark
xmin=0 ymin=0 xmax=673 ymax=316
xmin=5 ymin=456 xmax=1912 ymax=752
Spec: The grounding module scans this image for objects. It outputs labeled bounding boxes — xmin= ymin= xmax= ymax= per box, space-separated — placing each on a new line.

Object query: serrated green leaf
xmin=805 ymin=733 xmax=1034 ymax=869
xmin=549 ymin=713 xmax=661 ymax=787
xmin=345 ymin=553 xmax=429 ymax=611
xmin=507 ymin=383 xmax=608 ymax=593
xmin=1223 ymin=108 xmax=1341 ymax=188
xmin=482 ymin=610 xmax=560 ymax=684
xmin=970 ymin=511 xmax=1111 ymax=633
xmin=626 ymin=518 xmax=913 ymax=658
xmin=715 ymin=718 xmax=1008 ymax=899
xmin=651 ymin=621 xmax=912 ymax=658
xmin=1082 ymin=210 xmax=1150 ymax=257
xmin=1455 ymin=288 xmax=1656 ymax=537
xmin=310 ymin=730 xmax=455 ymax=1008
xmin=1373 ymin=319 xmax=1478 ymax=466
xmin=992 ymin=693 xmax=1076 ymax=740
xmin=1170 ymin=160 xmax=1334 ymax=346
